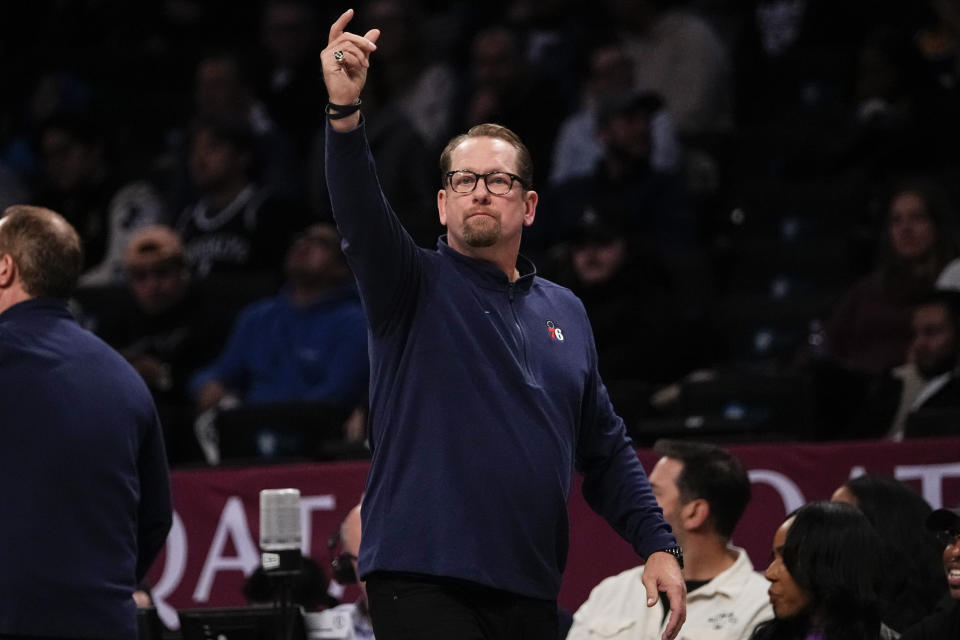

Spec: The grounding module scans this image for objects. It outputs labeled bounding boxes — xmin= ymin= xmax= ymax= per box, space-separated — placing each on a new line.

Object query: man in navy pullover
xmin=0 ymin=205 xmax=172 ymax=639
xmin=321 ymin=10 xmax=686 ymax=640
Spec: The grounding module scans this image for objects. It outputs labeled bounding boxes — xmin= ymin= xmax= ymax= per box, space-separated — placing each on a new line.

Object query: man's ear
xmin=437 ymin=189 xmax=448 ymax=226
xmin=523 ymin=189 xmax=537 ymax=227
xmin=683 ymin=498 xmax=710 ymax=531
xmin=0 ymin=253 xmax=16 ymax=288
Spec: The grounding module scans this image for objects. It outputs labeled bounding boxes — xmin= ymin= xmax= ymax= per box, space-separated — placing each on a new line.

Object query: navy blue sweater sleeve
xmin=136 ymin=409 xmax=173 ymax=581
xmin=576 ymin=342 xmax=676 ymax=560
xmin=325 ymin=120 xmax=422 ymax=332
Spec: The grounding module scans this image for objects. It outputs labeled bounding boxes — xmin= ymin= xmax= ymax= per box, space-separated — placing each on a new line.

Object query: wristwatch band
xmin=325 ymin=99 xmax=362 ymax=120
xmin=657 ymin=545 xmax=684 ymax=569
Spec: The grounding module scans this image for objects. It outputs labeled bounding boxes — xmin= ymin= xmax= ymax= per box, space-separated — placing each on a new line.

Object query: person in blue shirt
xmin=318 ymin=9 xmax=685 ymax=640
xmin=190 ymin=221 xmax=368 ymax=413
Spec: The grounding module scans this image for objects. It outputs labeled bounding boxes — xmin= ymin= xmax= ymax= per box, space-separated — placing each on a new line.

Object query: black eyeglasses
xmin=935 ymin=528 xmax=960 ymax=548
xmin=446 ymin=170 xmax=525 ymax=195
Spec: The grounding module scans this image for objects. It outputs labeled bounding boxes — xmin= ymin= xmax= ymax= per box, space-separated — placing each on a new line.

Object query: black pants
xmin=366 ymin=572 xmax=559 ymax=640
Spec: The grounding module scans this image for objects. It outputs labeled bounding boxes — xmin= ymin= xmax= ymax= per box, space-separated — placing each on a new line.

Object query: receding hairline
xmin=447 ymin=135 xmax=521 ymax=166
xmin=439 ymin=130 xmax=534 ymax=191
xmin=4 ymin=204 xmax=57 ymax=219
xmin=1 ymin=205 xmax=72 ymax=235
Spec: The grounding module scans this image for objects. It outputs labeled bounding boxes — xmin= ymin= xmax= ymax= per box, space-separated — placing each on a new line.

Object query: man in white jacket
xmin=568 ymin=440 xmax=771 ymax=640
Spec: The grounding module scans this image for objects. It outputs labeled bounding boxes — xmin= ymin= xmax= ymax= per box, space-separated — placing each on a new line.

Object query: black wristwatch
xmin=656 ymin=545 xmax=684 ymax=569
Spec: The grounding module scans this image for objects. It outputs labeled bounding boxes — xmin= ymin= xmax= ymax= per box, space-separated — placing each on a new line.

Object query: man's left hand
xmin=641 ymin=551 xmax=686 ymax=640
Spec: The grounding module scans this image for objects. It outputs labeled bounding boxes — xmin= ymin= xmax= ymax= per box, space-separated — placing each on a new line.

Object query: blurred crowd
xmin=4 ymin=0 xmax=960 ymax=465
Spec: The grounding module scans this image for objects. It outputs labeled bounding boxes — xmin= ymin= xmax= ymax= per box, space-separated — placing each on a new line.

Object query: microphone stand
xmin=265 ymin=549 xmax=302 ymax=640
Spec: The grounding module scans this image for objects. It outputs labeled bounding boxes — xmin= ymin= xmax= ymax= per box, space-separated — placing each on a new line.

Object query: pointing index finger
xmin=329 ymin=8 xmax=354 ymax=44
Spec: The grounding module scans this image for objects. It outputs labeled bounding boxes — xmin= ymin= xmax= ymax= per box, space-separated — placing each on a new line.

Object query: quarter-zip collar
xmin=436 ymin=235 xmax=536 ymax=294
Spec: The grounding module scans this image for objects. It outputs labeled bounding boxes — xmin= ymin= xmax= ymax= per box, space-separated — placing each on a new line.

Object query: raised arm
xmin=321 ymin=9 xmax=380 ymax=133
xmin=320 ymin=9 xmax=422 ymax=333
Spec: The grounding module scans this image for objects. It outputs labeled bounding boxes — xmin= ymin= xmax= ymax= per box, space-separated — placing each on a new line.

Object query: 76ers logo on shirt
xmin=546 ymin=320 xmax=565 ymax=341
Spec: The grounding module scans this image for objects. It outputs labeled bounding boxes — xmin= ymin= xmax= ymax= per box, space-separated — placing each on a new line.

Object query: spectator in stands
xmin=255 ymin=0 xmax=326 ymax=165
xmin=934 ymin=209 xmax=960 ymax=290
xmin=308 ymin=2 xmax=442 ymax=248
xmin=359 ymin=0 xmax=456 ymax=151
xmin=308 ymin=120 xmax=438 ymax=249
xmin=825 ymin=178 xmax=960 ymax=375
xmin=751 ymin=501 xmax=896 ymax=640
xmin=175 ymin=114 xmax=308 ymax=280
xmin=189 ymin=221 xmax=368 ymax=418
xmin=451 ymin=25 xmax=567 ymax=188
xmin=608 ymin=0 xmax=732 ymax=138
xmin=831 ymin=474 xmax=947 ymax=634
xmin=848 ymin=289 xmax=960 ymax=439
xmin=938 ymin=255 xmax=960 ymax=290
xmin=543 ymin=209 xmax=695 ymax=394
xmin=502 ymin=0 xmax=596 ymax=115
xmin=305 ymin=503 xmax=375 ymax=639
xmin=915 ymin=0 xmax=960 ymax=98
xmin=904 ymin=290 xmax=960 ymax=427
xmin=901 ymin=505 xmax=960 ymax=639
xmin=735 ymin=0 xmax=866 ymax=127
xmin=33 ymin=111 xmax=165 ymax=284
xmin=846 ymin=27 xmax=940 ymax=174
xmin=550 ymin=42 xmax=680 ymax=186
xmin=537 ymin=89 xmax=690 ymax=247
xmin=568 ymin=440 xmax=772 ymax=640
xmin=191 ymin=49 xmax=300 ymax=200
xmin=90 ymin=225 xmax=228 ymax=465
xmin=1 ymin=69 xmax=97 ymax=188
xmin=535 ymin=89 xmax=701 ymax=304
